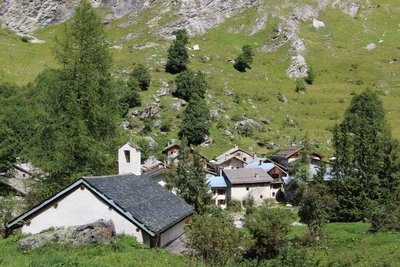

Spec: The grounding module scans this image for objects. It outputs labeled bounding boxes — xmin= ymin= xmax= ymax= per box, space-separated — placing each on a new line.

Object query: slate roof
xmin=272 ymin=146 xmax=302 ymax=160
xmin=85 ymin=174 xmax=193 ymax=234
xmin=223 ymin=168 xmax=275 ymax=185
xmin=214 ymin=146 xmax=253 ymax=165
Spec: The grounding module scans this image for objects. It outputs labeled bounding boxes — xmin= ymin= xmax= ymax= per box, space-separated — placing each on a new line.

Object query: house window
xmin=124 ymin=150 xmax=130 ymax=163
xmin=243 ymin=157 xmax=247 ymax=162
xmin=217 ymin=189 xmax=225 ymax=195
xmin=272 ymin=192 xmax=276 ymax=197
xmin=218 ymin=199 xmax=225 ymax=205
xmin=260 ymin=195 xmax=263 ymax=199
xmin=246 ymin=187 xmax=249 ymax=191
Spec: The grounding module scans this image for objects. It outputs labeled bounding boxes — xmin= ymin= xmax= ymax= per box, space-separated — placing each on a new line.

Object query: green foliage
xmin=295 ymin=79 xmax=306 ymax=93
xmin=119 ymin=77 xmax=141 ymax=114
xmin=227 ymin=199 xmax=242 ymax=212
xmin=178 ymin=95 xmax=211 ymax=146
xmin=186 ymin=212 xmax=250 ymax=266
xmin=160 ymin=121 xmax=172 ymax=132
xmin=131 ymin=63 xmax=151 ymax=90
xmin=234 ymin=45 xmax=254 ymax=72
xmin=370 ymin=204 xmax=400 ymax=233
xmin=173 ymin=70 xmax=207 ymax=101
xmin=298 ymin=183 xmax=338 ymax=238
xmin=244 ymin=193 xmax=256 ymax=215
xmin=332 ymin=89 xmax=399 ymax=221
xmin=245 ymin=202 xmax=292 ymax=260
xmin=166 ymin=143 xmax=212 ymax=213
xmin=28 ymin=0 xmax=118 ymax=184
xmin=304 ymin=66 xmax=315 ymax=85
xmin=0 ymin=195 xmax=20 ymax=237
xmin=166 ymin=29 xmax=189 ymax=74
xmin=0 ymin=234 xmax=188 ymax=266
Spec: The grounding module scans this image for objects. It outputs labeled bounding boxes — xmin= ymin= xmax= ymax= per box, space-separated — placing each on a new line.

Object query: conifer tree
xmin=166 ymin=142 xmax=212 ymax=213
xmin=174 ymin=69 xmax=207 ymax=101
xmin=166 ymin=29 xmax=189 ymax=74
xmin=179 ymin=94 xmax=211 ymax=146
xmin=234 ymin=45 xmax=254 ymax=72
xmin=29 ymin=0 xmax=118 ymax=182
xmin=131 ymin=63 xmax=151 ymax=90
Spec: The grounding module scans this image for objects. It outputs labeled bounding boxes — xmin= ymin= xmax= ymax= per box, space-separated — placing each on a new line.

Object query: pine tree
xmin=131 ymin=63 xmax=151 ymax=90
xmin=166 ymin=29 xmax=189 ymax=74
xmin=173 ymin=69 xmax=207 ymax=101
xmin=166 ymin=142 xmax=212 ymax=213
xmin=29 ymin=0 xmax=118 ymax=182
xmin=179 ymin=94 xmax=211 ymax=146
xmin=234 ymin=45 xmax=254 ymax=72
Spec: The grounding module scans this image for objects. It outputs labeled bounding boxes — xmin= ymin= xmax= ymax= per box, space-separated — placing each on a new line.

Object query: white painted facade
xmin=21 ymin=186 xmax=150 ymax=246
xmin=118 ymin=142 xmax=141 ymax=175
xmin=211 ymin=189 xmax=227 ymax=209
xmin=159 ymin=220 xmax=185 ymax=247
xmin=229 ymin=184 xmax=272 ymax=206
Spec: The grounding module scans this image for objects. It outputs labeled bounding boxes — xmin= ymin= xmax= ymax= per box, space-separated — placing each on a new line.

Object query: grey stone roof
xmin=84 ymin=174 xmax=193 ymax=234
xmin=223 ymin=168 xmax=275 ymax=185
xmin=272 ymin=146 xmax=302 ymax=160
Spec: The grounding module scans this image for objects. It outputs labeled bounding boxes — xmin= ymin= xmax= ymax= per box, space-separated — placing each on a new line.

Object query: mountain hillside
xmin=1 ymin=0 xmax=399 ymax=158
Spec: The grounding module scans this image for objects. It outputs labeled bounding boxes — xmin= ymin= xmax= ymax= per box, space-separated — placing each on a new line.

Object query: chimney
xmin=255 ymin=173 xmax=259 ymax=178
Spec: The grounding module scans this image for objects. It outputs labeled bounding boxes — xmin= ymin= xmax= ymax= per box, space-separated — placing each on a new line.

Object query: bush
xmin=234 ymin=45 xmax=254 ymax=72
xmin=131 ymin=63 xmax=151 ymax=90
xmin=186 ymin=212 xmax=251 ymax=266
xmin=370 ymin=205 xmax=400 ymax=233
xmin=228 ymin=199 xmax=242 ymax=212
xmin=304 ymin=66 xmax=315 ymax=85
xmin=245 ymin=201 xmax=292 ymax=260
xmin=295 ymin=79 xmax=306 ymax=93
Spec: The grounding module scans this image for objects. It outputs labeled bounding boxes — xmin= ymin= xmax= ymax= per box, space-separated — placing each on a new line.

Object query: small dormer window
xmin=124 ymin=150 xmax=131 ymax=163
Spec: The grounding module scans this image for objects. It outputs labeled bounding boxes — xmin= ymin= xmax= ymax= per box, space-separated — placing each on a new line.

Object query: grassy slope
xmin=0 ymin=235 xmax=192 ymax=267
xmin=290 ymin=223 xmax=400 ymax=266
xmin=1 ymin=223 xmax=399 ymax=266
xmin=0 ymin=0 xmax=399 ymax=158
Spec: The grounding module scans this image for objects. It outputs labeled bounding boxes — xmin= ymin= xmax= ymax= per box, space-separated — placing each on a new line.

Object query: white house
xmin=223 ymin=168 xmax=282 ymax=207
xmin=7 ymin=174 xmax=193 ymax=248
xmin=207 ymin=175 xmax=228 ymax=209
xmin=213 ymin=146 xmax=254 ymax=174
xmin=118 ymin=142 xmax=141 ymax=175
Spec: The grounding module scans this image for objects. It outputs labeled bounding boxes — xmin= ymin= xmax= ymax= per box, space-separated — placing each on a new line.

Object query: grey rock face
xmin=17 ymin=219 xmax=116 ymax=250
xmin=0 ymin=0 xmax=149 ymax=35
xmin=138 ymin=106 xmax=161 ymax=120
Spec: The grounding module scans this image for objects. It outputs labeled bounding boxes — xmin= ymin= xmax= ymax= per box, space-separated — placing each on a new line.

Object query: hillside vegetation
xmin=1 ymin=223 xmax=399 ymax=266
xmin=1 ymin=0 xmax=399 ymax=158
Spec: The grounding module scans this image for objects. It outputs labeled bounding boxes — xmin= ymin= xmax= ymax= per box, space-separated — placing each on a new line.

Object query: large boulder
xmin=17 ymin=219 xmax=116 ymax=250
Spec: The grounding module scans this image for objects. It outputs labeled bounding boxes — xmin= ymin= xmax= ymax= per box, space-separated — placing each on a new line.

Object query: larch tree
xmin=29 ymin=0 xmax=118 ymax=184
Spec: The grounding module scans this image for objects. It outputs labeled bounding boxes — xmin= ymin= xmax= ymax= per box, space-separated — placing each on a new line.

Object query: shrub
xmin=234 ymin=45 xmax=254 ymax=72
xmin=131 ymin=63 xmax=151 ymax=90
xmin=370 ymin=204 xmax=400 ymax=233
xmin=304 ymin=66 xmax=315 ymax=85
xmin=295 ymin=79 xmax=306 ymax=93
xmin=228 ymin=199 xmax=242 ymax=212
xmin=245 ymin=201 xmax=292 ymax=260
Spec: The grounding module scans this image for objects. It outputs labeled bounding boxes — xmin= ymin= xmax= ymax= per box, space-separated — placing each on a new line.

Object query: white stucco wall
xmin=230 ymin=184 xmax=271 ymax=206
xmin=159 ymin=220 xmax=185 ymax=247
xmin=118 ymin=143 xmax=141 ymax=175
xmin=21 ymin=186 xmax=148 ymax=244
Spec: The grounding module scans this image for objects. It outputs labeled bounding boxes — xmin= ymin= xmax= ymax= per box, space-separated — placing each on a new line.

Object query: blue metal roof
xmin=206 ymin=176 xmax=227 ymax=188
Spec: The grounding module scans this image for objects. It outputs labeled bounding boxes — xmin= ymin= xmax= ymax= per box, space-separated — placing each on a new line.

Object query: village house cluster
xmin=3 ymin=142 xmax=326 ymax=248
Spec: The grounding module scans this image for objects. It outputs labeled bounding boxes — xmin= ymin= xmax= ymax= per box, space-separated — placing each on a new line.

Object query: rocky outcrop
xmin=156 ymin=0 xmax=261 ymax=38
xmin=17 ymin=219 xmax=116 ymax=250
xmin=0 ymin=0 xmax=150 ymax=35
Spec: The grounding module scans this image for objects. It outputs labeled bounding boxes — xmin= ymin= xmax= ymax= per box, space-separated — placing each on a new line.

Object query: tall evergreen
xmin=166 ymin=29 xmax=189 ymax=74
xmin=178 ymin=94 xmax=211 ymax=146
xmin=166 ymin=142 xmax=211 ymax=213
xmin=29 ymin=0 xmax=118 ymax=182
xmin=332 ymin=89 xmax=399 ymax=221
xmin=173 ymin=70 xmax=207 ymax=101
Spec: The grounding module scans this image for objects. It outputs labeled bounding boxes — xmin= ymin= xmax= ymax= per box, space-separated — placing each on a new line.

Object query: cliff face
xmin=0 ymin=0 xmax=150 ymax=35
